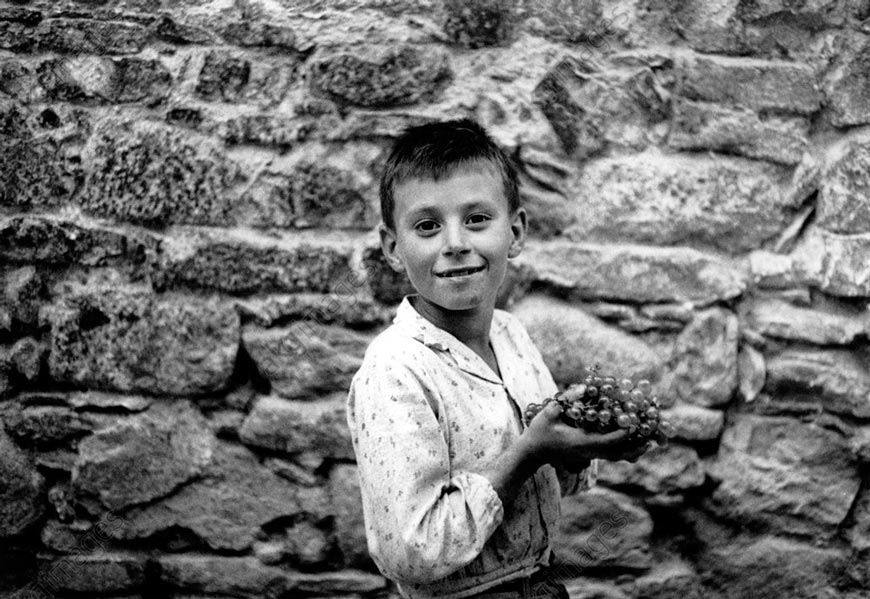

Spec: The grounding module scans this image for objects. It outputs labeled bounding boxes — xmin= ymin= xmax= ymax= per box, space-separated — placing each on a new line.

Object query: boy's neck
xmin=409 ymin=295 xmax=495 ymax=353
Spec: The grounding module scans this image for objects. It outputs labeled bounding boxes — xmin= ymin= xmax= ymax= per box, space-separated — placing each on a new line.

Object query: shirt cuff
xmin=454 ymin=470 xmax=505 ymax=530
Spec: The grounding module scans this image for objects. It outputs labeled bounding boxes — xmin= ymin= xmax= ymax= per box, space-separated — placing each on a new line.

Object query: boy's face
xmin=379 ymin=166 xmax=527 ymax=317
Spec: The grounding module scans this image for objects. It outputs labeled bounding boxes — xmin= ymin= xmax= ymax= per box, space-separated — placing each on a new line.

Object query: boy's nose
xmin=442 ymin=223 xmax=471 ymax=255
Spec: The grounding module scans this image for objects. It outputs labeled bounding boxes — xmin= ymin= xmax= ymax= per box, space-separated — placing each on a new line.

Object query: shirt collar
xmin=393 ymin=295 xmax=507 ymax=385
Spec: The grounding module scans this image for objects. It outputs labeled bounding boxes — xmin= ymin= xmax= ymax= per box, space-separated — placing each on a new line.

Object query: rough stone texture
xmin=512 ymin=294 xmax=664 ymax=387
xmin=152 ymin=229 xmax=355 ymax=295
xmin=664 ymin=308 xmax=739 ymax=408
xmin=596 ymin=443 xmax=705 ymax=494
xmin=746 ymin=298 xmax=866 ymax=344
xmin=706 ymin=414 xmax=860 ymax=538
xmin=45 ymin=288 xmax=239 ymax=396
xmin=630 ymin=558 xmax=705 ymax=599
xmin=9 ymin=336 xmax=44 ymax=381
xmin=660 ymin=403 xmax=725 ymax=441
xmin=72 ymin=401 xmax=214 ymax=511
xmin=533 ymin=57 xmax=668 ymax=157
xmin=791 ymin=226 xmax=870 ymax=297
xmin=698 ymin=536 xmax=848 ymax=599
xmin=518 ymin=242 xmax=748 ymax=305
xmin=35 ymin=56 xmax=171 ymax=104
xmin=553 ymin=486 xmax=653 ymax=573
xmin=239 ymin=394 xmax=353 ymax=460
xmin=65 ymin=390 xmax=152 ymax=413
xmin=443 ymin=0 xmax=514 ymax=48
xmin=113 ymin=441 xmax=329 ymax=552
xmin=328 ymin=464 xmax=371 ymax=569
xmin=0 ymin=429 xmax=44 ymax=537
xmin=34 ymin=553 xmax=146 ymax=594
xmin=3 ymin=266 xmax=44 ymax=327
xmin=242 ymin=323 xmax=370 ymax=399
xmin=668 ymin=99 xmax=808 ymax=165
xmin=2 ymin=403 xmax=94 ymax=448
xmin=159 ymin=554 xmax=387 ymax=597
xmin=817 ymin=137 xmax=870 ymax=234
xmin=34 ymin=18 xmax=149 ymax=54
xmin=309 ymin=45 xmax=451 ymax=107
xmin=516 ymin=0 xmax=605 ymax=43
xmin=565 ymin=152 xmax=794 ymax=253
xmin=763 ymin=348 xmax=870 ymax=419
xmin=677 ymin=54 xmax=822 ymax=114
xmin=0 ymin=214 xmax=158 ymax=267
xmin=824 ymin=33 xmax=870 ymax=127
xmin=80 ymin=120 xmax=239 ymax=227
xmin=0 ymin=100 xmax=78 ymax=209
xmin=195 ymin=50 xmax=251 ymax=101
xmin=362 ymin=244 xmax=417 ymax=304
xmin=848 ymin=485 xmax=870 ymax=551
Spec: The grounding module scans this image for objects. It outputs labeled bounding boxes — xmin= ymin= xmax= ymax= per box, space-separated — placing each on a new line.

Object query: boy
xmin=346 ymin=119 xmax=648 ymax=599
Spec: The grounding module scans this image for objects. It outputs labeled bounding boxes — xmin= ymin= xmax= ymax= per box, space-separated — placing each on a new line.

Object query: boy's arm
xmin=348 ymin=360 xmax=507 ymax=585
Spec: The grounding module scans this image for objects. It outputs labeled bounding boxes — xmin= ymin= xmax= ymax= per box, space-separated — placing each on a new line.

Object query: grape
xmin=543 ymin=364 xmax=673 ymax=446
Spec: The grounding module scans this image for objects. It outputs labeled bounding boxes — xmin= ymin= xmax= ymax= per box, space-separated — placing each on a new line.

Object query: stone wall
xmin=1 ymin=1 xmax=869 ymax=598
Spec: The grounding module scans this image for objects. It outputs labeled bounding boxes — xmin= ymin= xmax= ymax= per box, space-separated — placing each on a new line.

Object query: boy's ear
xmin=378 ymin=223 xmax=405 ymax=272
xmin=508 ymin=207 xmax=528 ymax=259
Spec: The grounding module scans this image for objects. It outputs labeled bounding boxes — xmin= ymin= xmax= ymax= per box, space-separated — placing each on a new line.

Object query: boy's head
xmin=379 ymin=118 xmax=520 ymax=231
xmin=377 ymin=118 xmax=527 ymax=316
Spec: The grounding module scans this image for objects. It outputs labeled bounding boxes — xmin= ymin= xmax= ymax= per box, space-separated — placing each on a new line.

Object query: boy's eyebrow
xmin=404 ymin=200 xmax=498 ymax=221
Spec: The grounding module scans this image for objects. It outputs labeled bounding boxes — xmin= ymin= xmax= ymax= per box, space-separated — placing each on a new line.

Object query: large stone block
xmin=553 ymin=486 xmax=652 ymax=573
xmin=239 ymin=394 xmax=353 ymax=459
xmin=80 ymin=120 xmax=239 ymax=227
xmin=34 ymin=553 xmax=146 ymax=594
xmin=158 ymin=554 xmax=387 ymax=597
xmin=664 ymin=308 xmax=739 ymax=408
xmin=698 ymin=536 xmax=848 ymax=599
xmin=706 ymin=414 xmax=860 ymax=537
xmin=596 ymin=443 xmax=705 ymax=494
xmin=3 ymin=266 xmax=44 ymax=327
xmin=825 ymin=34 xmax=870 ymax=127
xmin=309 ymin=45 xmax=451 ymax=107
xmin=791 ymin=226 xmax=870 ymax=297
xmin=45 ymin=288 xmax=239 ymax=396
xmin=243 ymin=323 xmax=370 ymax=400
xmin=328 ymin=464 xmax=372 ymax=568
xmin=746 ymin=298 xmax=866 ymax=344
xmin=152 ymin=229 xmax=355 ymax=295
xmin=518 ymin=241 xmax=747 ymax=305
xmin=817 ymin=137 xmax=870 ymax=234
xmin=565 ymin=151 xmax=794 ymax=252
xmin=533 ymin=57 xmax=668 ymax=157
xmin=34 ymin=17 xmax=148 ymax=54
xmin=35 ymin=56 xmax=171 ymax=104
xmin=114 ymin=441 xmax=329 ymax=552
xmin=0 ymin=430 xmax=44 ymax=537
xmin=0 ymin=215 xmax=157 ymax=267
xmin=233 ymin=292 xmax=390 ymax=329
xmin=668 ymin=99 xmax=808 ymax=165
xmin=677 ymin=54 xmax=821 ymax=113
xmin=511 ymin=294 xmax=664 ymax=387
xmin=737 ymin=0 xmax=854 ymax=26
xmin=659 ymin=403 xmax=725 ymax=441
xmin=3 ymin=403 xmax=94 ymax=448
xmin=72 ymin=401 xmax=214 ymax=511
xmin=764 ymin=348 xmax=870 ymax=419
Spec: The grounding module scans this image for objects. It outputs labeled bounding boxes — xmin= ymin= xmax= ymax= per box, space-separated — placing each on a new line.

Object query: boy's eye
xmin=467 ymin=214 xmax=491 ymax=225
xmin=415 ymin=220 xmax=440 ymax=233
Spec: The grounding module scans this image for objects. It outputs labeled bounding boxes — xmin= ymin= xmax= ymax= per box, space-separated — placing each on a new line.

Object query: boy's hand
xmin=521 ymin=401 xmax=652 ymax=468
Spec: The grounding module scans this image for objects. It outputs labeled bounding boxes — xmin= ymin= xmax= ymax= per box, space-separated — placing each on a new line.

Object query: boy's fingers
xmin=585 ymin=428 xmax=629 ymax=446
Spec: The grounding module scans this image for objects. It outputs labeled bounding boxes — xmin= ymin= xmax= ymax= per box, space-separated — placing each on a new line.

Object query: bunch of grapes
xmin=523 ymin=365 xmax=675 ymax=446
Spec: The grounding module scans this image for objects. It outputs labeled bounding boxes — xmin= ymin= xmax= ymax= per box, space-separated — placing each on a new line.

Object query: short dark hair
xmin=379 ymin=118 xmax=520 ymax=230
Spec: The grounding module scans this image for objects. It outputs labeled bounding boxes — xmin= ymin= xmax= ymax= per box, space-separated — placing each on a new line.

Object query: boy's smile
xmin=379 ymin=166 xmax=526 ymax=329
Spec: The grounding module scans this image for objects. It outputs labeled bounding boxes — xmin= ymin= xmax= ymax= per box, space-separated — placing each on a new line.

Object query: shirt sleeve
xmin=347 ymin=353 xmax=505 ymax=584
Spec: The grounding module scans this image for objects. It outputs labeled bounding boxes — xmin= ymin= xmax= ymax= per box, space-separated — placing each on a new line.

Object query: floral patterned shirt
xmin=346 ymin=296 xmax=596 ymax=599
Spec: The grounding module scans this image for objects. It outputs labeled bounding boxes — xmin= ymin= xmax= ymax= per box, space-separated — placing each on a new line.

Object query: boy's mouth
xmin=436 ymin=265 xmax=486 ymax=278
